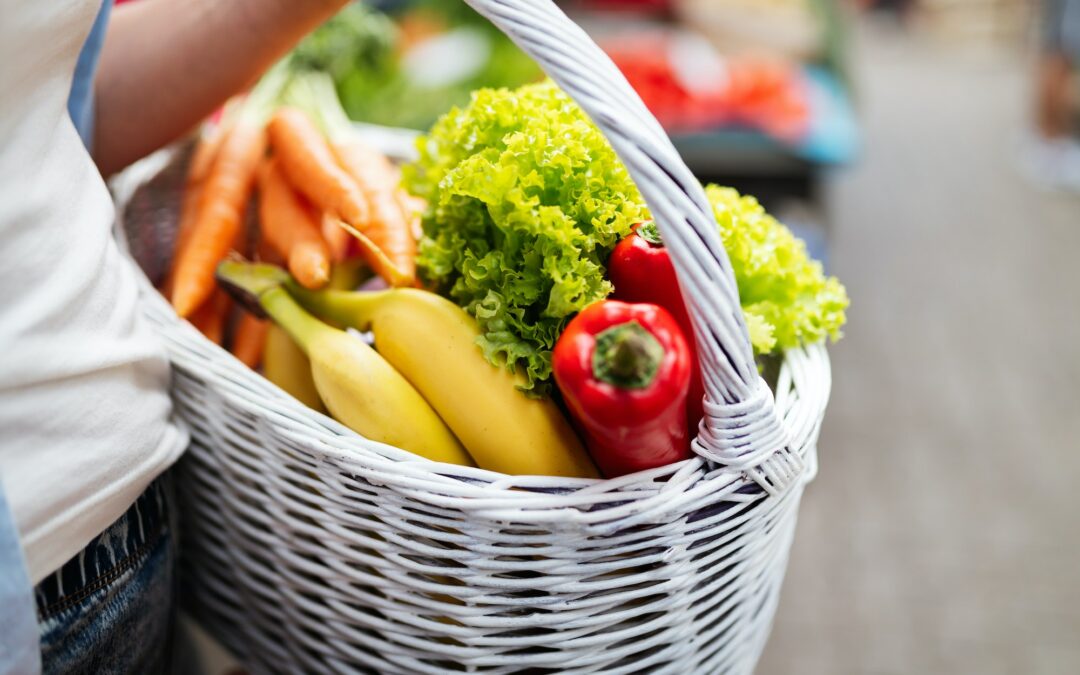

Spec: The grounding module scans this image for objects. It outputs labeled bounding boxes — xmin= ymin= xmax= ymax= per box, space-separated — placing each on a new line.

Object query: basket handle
xmin=464 ymin=0 xmax=801 ymax=494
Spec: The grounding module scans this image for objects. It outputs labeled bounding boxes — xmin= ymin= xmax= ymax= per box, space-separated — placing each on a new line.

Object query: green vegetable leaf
xmin=704 ymin=185 xmax=849 ymax=354
xmin=405 ymin=81 xmax=647 ymax=395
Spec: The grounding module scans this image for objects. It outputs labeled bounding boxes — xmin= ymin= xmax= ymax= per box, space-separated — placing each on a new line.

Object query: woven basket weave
xmin=113 ymin=1 xmax=832 ymax=672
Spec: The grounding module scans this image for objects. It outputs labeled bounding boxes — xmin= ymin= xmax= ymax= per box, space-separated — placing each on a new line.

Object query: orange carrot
xmin=332 ymin=138 xmax=399 ymax=190
xmin=321 ymin=212 xmax=352 ymax=263
xmin=257 ymin=158 xmax=331 ymax=289
xmin=332 ymin=140 xmax=416 ymax=287
xmin=231 ymin=313 xmax=270 ymax=369
xmin=267 ymin=108 xmax=369 ymax=230
xmin=171 ymin=119 xmax=267 ymax=317
xmin=163 ymin=116 xmax=237 ymax=294
xmin=323 ymin=213 xmax=409 ymax=287
xmin=189 ymin=114 xmax=236 ymax=185
xmin=188 ymin=288 xmax=231 ymax=345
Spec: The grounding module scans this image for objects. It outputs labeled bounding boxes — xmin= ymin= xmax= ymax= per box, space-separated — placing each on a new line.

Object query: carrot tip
xmin=298 ymin=265 xmax=330 ymax=290
xmin=172 ymin=295 xmax=195 ymax=319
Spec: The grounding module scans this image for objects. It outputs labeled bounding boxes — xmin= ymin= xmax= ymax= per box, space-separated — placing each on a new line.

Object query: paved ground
xmin=756 ymin=20 xmax=1080 ymax=675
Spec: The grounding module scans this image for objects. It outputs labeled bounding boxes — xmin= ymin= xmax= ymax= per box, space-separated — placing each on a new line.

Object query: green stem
xmin=637 ymin=221 xmax=663 ymax=247
xmin=259 ymin=287 xmax=331 ymax=356
xmin=215 ymin=260 xmax=335 ymax=355
xmin=287 ymin=284 xmax=387 ymax=332
xmin=592 ymin=321 xmax=664 ymax=389
xmin=281 ymin=71 xmax=354 ymax=141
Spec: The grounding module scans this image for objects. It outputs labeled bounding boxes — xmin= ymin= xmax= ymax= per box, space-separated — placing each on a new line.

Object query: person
xmin=1026 ymin=0 xmax=1080 ymax=190
xmin=0 ymin=0 xmax=350 ymax=671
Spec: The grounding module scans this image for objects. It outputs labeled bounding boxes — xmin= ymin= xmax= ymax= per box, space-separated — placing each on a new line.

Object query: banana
xmin=263 ymin=324 xmax=324 ymax=413
xmin=290 ymin=285 xmax=599 ymax=479
xmin=267 ymin=258 xmax=371 ymax=410
xmin=217 ymin=262 xmax=471 ymax=466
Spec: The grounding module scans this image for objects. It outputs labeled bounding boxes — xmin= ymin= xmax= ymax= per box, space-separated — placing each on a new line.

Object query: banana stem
xmin=288 ymin=285 xmax=388 ymax=332
xmin=260 ymin=287 xmax=330 ymax=356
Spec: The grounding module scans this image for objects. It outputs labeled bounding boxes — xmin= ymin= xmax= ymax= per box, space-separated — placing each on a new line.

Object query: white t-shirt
xmin=0 ymin=0 xmax=188 ymax=584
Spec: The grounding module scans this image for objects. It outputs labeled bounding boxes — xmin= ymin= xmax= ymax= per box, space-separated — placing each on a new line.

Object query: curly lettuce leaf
xmin=404 ymin=82 xmax=647 ymax=395
xmin=705 ymin=185 xmax=849 ymax=354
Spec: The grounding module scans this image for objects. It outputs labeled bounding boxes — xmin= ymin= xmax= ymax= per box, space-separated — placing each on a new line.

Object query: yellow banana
xmin=263 ymin=324 xmax=324 ymax=413
xmin=264 ymin=259 xmax=363 ymax=412
xmin=290 ymin=285 xmax=599 ymax=479
xmin=217 ymin=262 xmax=471 ymax=466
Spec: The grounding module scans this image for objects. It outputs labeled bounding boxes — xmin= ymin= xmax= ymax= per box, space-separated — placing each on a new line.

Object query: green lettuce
xmin=705 ymin=185 xmax=848 ymax=354
xmin=404 ymin=81 xmax=647 ymax=395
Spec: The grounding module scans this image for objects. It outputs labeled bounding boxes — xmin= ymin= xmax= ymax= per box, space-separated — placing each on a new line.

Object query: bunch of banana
xmin=217 ymin=261 xmax=470 ymax=465
xmin=217 ymin=261 xmax=598 ymax=478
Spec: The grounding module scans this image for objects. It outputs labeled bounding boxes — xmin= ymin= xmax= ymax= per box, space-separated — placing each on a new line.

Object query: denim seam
xmin=37 ymin=525 xmax=166 ymax=622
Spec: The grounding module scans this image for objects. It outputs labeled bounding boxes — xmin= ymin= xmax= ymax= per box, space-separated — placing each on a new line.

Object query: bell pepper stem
xmin=637 ymin=221 xmax=663 ymax=246
xmin=592 ymin=321 xmax=664 ymax=389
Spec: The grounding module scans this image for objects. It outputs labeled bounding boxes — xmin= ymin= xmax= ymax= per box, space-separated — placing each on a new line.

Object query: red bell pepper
xmin=608 ymin=221 xmax=704 ymax=432
xmin=552 ymin=300 xmax=692 ymax=478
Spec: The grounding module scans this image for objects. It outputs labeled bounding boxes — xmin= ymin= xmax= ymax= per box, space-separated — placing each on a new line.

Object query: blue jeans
xmin=34 ymin=478 xmax=176 ymax=675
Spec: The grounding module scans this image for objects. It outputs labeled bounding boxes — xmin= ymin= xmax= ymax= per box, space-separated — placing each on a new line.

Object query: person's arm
xmin=93 ymin=0 xmax=348 ymax=176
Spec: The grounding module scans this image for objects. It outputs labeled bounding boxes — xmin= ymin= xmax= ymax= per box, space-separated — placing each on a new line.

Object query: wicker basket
xmin=113 ymin=1 xmax=832 ymax=672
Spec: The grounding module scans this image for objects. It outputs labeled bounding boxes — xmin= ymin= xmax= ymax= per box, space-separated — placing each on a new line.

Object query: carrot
xmin=267 ymin=108 xmax=369 ymax=230
xmin=332 ymin=138 xmax=399 ymax=190
xmin=162 ymin=115 xmax=237 ymax=294
xmin=321 ymin=212 xmax=352 ymax=263
xmin=171 ymin=119 xmax=267 ymax=317
xmin=231 ymin=313 xmax=270 ymax=369
xmin=257 ymin=158 xmax=331 ymax=289
xmin=323 ymin=213 xmax=408 ymax=288
xmin=189 ymin=114 xmax=235 ymax=185
xmin=188 ymin=288 xmax=231 ymax=345
xmin=331 ymin=140 xmax=417 ymax=287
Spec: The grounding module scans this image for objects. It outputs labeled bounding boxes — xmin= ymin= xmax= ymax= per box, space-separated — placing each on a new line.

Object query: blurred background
xmin=190 ymin=0 xmax=1080 ymax=671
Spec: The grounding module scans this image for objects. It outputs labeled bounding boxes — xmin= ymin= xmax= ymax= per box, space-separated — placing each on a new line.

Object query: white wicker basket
xmin=114 ymin=1 xmax=832 ymax=672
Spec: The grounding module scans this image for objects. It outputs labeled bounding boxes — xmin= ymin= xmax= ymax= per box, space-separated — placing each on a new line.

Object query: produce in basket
xmin=157 ymin=70 xmax=431 ymax=379
xmin=609 ymin=220 xmax=704 ymax=430
xmin=216 ymin=261 xmax=471 ymax=466
xmin=297 ymin=75 xmax=418 ymax=287
xmin=405 ymin=80 xmax=848 ymax=401
xmin=257 ymin=157 xmax=332 ymax=290
xmin=231 ymin=313 xmax=270 ymax=369
xmin=170 ymin=119 xmax=266 ymax=318
xmin=263 ymin=324 xmax=324 ymax=412
xmin=276 ymin=73 xmax=419 ymax=286
xmin=404 ymin=81 xmax=648 ymax=396
xmin=553 ymin=300 xmax=693 ymax=478
xmin=267 ymin=107 xmax=371 ymax=247
xmin=155 ymin=73 xmax=847 ymax=482
xmin=706 ymin=184 xmax=848 ymax=354
xmin=168 ymin=80 xmax=283 ymax=319
xmin=288 ymin=282 xmax=598 ymax=477
xmin=186 ymin=287 xmax=232 ymax=345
